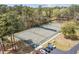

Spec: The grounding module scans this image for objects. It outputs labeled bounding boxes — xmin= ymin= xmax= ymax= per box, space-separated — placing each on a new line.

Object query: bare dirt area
xmin=1 ymin=40 xmax=34 ymax=54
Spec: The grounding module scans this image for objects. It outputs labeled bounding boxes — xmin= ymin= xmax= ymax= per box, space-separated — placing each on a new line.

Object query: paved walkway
xmin=51 ymin=43 xmax=79 ymax=54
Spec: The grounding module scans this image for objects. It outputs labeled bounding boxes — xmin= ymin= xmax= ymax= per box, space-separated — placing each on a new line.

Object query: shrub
xmin=61 ymin=21 xmax=76 ymax=38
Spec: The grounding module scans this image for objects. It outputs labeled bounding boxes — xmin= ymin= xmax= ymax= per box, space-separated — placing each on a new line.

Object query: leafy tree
xmin=69 ymin=5 xmax=79 ymax=19
xmin=0 ymin=5 xmax=7 ymax=14
xmin=53 ymin=9 xmax=60 ymax=18
xmin=0 ymin=14 xmax=8 ymax=54
xmin=61 ymin=21 xmax=76 ymax=37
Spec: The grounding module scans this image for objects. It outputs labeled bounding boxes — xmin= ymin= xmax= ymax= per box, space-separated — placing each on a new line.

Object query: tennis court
xmin=14 ymin=23 xmax=60 ymax=48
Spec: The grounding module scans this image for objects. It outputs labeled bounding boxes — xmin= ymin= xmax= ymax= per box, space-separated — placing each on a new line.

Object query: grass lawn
xmin=43 ymin=33 xmax=79 ymax=51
